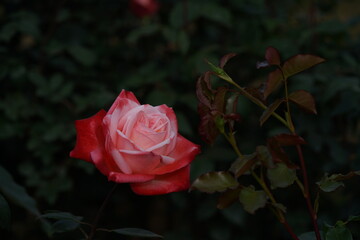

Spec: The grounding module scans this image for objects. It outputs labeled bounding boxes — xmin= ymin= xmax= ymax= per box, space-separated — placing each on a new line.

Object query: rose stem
xmin=280 ymin=68 xmax=321 ymax=240
xmin=87 ymin=183 xmax=118 ymax=240
xmin=296 ymin=145 xmax=321 ymax=240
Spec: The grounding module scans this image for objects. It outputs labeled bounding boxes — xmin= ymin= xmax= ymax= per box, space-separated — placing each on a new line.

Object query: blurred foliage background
xmin=0 ymin=0 xmax=359 ymax=239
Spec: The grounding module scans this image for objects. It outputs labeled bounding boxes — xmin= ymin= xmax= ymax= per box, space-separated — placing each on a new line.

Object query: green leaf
xmin=229 ymin=154 xmax=258 ymax=177
xmin=126 ymin=24 xmax=159 ymax=43
xmin=265 ymin=46 xmax=281 ymax=66
xmin=191 ymin=171 xmax=239 ymax=193
xmin=205 ymin=59 xmax=233 ymax=83
xmin=67 ymin=45 xmax=96 ymax=67
xmin=178 ymin=31 xmax=190 ymax=54
xmin=267 ymin=163 xmax=297 ymax=189
xmin=238 ymin=186 xmax=267 ymax=214
xmin=259 ymin=99 xmax=284 ymax=126
xmin=0 ymin=194 xmax=11 ymax=229
xmin=283 ymin=54 xmax=325 ymax=78
xmin=199 ymin=3 xmax=232 ymax=27
xmin=317 ymin=173 xmax=344 ymax=192
xmin=264 ymin=68 xmax=283 ymax=99
xmin=41 ymin=211 xmax=83 ymax=222
xmin=256 ymin=145 xmax=275 ymax=168
xmin=51 ymin=219 xmax=80 ymax=233
xmin=0 ymin=166 xmax=40 ymax=217
xmin=326 ymin=225 xmax=353 ymax=240
xmin=347 ymin=215 xmax=360 ymax=222
xmin=298 ymin=231 xmax=324 ymax=240
xmin=315 ymin=171 xmax=360 ymax=193
xmin=112 ymin=228 xmax=163 ymax=238
xmin=289 ymin=90 xmax=317 ymax=114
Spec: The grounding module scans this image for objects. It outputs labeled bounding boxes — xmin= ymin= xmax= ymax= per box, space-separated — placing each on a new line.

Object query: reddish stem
xmin=282 ymin=220 xmax=300 ymax=240
xmin=296 ymin=145 xmax=322 ymax=240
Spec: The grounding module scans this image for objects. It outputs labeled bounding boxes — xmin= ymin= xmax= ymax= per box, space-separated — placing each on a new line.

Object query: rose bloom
xmin=70 ymin=90 xmax=200 ymax=195
xmin=130 ymin=0 xmax=159 ymax=18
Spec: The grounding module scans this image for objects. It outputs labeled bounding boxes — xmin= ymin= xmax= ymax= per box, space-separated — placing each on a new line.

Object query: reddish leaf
xmin=289 ymin=90 xmax=317 ymax=114
xmin=265 ymin=47 xmax=281 ymax=66
xmin=264 ymin=68 xmax=283 ymax=99
xmin=229 ymin=154 xmax=258 ymax=178
xmin=217 ymin=187 xmax=242 ymax=209
xmin=267 ymin=134 xmax=304 ymax=169
xmin=213 ymin=87 xmax=227 ymax=113
xmin=272 ymin=134 xmax=306 ymax=146
xmin=198 ymin=109 xmax=220 ymax=145
xmin=196 ymin=72 xmax=213 ymax=108
xmin=259 ymin=99 xmax=284 ymax=126
xmin=283 ymin=54 xmax=325 ymax=78
xmin=220 ymin=53 xmax=237 ymax=69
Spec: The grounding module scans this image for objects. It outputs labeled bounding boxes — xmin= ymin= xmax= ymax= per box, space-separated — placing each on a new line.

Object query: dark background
xmin=0 ymin=0 xmax=359 ymax=239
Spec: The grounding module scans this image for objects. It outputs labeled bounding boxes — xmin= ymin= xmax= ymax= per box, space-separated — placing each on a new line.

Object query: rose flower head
xmin=130 ymin=0 xmax=159 ymax=18
xmin=70 ymin=90 xmax=200 ymax=195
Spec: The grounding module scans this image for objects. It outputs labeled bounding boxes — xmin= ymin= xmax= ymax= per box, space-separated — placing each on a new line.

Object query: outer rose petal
xmin=149 ymin=134 xmax=200 ymax=175
xmin=108 ymin=90 xmax=140 ymax=114
xmin=130 ymin=165 xmax=190 ymax=195
xmin=119 ymin=151 xmax=161 ymax=174
xmin=108 ymin=171 xmax=154 ymax=183
xmin=70 ymin=110 xmax=107 ymax=162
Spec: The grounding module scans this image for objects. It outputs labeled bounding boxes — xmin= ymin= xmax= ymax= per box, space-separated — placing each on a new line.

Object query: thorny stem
xmin=296 ymin=145 xmax=322 ymax=240
xmin=87 ymin=183 xmax=118 ymax=240
xmin=222 ymin=131 xmax=299 ymax=240
xmin=280 ymin=69 xmax=322 ymax=240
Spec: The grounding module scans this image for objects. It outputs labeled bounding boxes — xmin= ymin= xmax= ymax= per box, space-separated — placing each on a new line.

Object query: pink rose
xmin=129 ymin=0 xmax=159 ymax=18
xmin=70 ymin=90 xmax=200 ymax=195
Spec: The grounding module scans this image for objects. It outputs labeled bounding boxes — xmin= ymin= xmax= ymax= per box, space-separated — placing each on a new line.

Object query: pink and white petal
xmin=70 ymin=110 xmax=107 ymax=162
xmin=155 ymin=105 xmax=178 ymax=133
xmin=150 ymin=134 xmax=200 ymax=175
xmin=104 ymin=99 xmax=140 ymax=139
xmin=119 ymin=150 xmax=161 ymax=174
xmin=116 ymin=130 xmax=143 ymax=151
xmin=108 ymin=90 xmax=140 ymax=114
xmin=90 ymin=148 xmax=111 ymax=176
xmin=130 ymin=165 xmax=191 ymax=195
xmin=108 ymin=171 xmax=154 ymax=183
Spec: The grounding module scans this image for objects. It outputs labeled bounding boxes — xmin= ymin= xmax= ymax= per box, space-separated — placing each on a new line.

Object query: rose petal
xmin=149 ymin=134 xmax=200 ymax=175
xmin=108 ymin=171 xmax=154 ymax=183
xmin=70 ymin=110 xmax=107 ymax=162
xmin=116 ymin=130 xmax=143 ymax=151
xmin=155 ymin=104 xmax=178 ymax=133
xmin=119 ymin=150 xmax=161 ymax=174
xmin=130 ymin=165 xmax=190 ymax=195
xmin=104 ymin=99 xmax=140 ymax=142
xmin=108 ymin=90 xmax=140 ymax=114
xmin=90 ymin=148 xmax=112 ymax=175
xmin=110 ymin=149 xmax=133 ymax=174
xmin=161 ymin=155 xmax=175 ymax=164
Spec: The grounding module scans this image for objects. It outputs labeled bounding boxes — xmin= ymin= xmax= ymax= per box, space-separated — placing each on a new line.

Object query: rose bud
xmin=70 ymin=90 xmax=200 ymax=195
xmin=129 ymin=0 xmax=159 ymax=18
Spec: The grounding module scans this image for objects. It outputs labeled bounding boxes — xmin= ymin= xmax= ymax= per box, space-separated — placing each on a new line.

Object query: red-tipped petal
xmin=108 ymin=90 xmax=140 ymax=114
xmin=108 ymin=171 xmax=154 ymax=183
xmin=130 ymin=165 xmax=190 ymax=195
xmin=70 ymin=110 xmax=106 ymax=162
xmin=150 ymin=134 xmax=200 ymax=175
